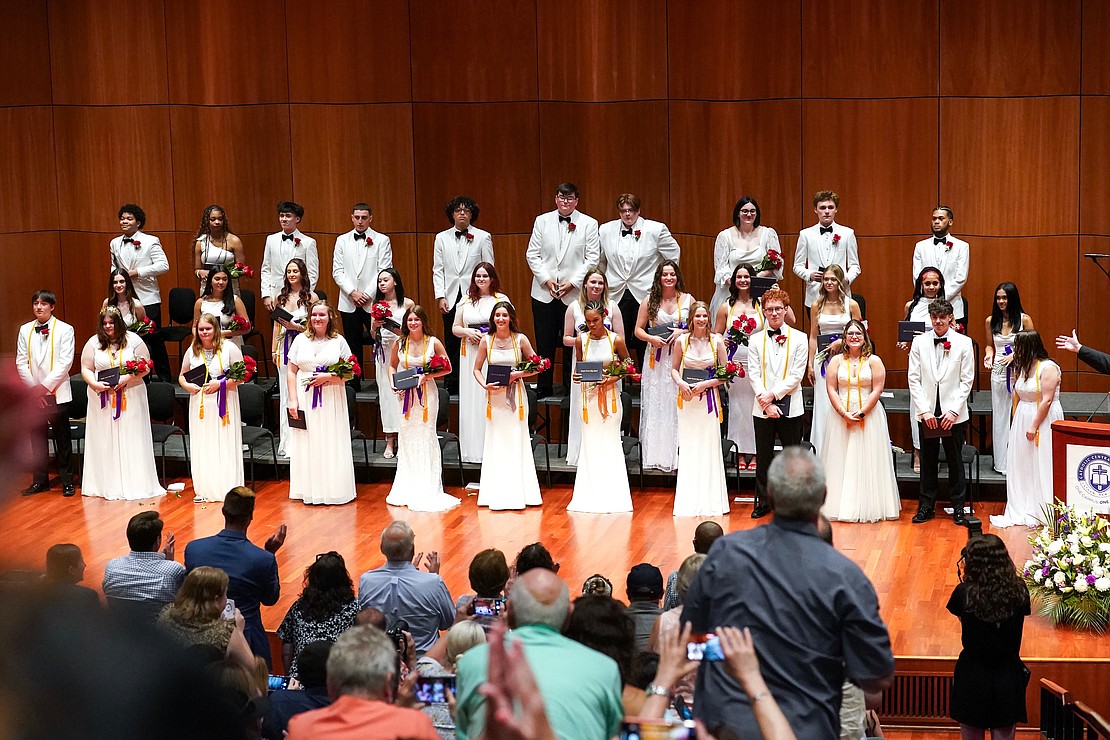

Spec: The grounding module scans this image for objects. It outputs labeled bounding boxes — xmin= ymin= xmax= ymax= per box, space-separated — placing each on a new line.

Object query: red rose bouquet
xmin=326 ymin=355 xmax=362 ymax=381
xmin=370 ymin=301 xmax=392 ymax=321
xmin=603 ymin=357 xmax=641 ymax=383
xmin=129 ymin=316 xmax=156 ymax=335
xmin=222 ymin=356 xmax=257 ymax=382
xmin=516 ymin=355 xmax=552 ymax=374
xmin=725 ymin=315 xmax=758 ymax=357
xmin=713 ymin=360 xmax=746 ymax=383
xmin=227 ymin=315 xmax=252 ymax=333
xmin=756 ymin=249 xmax=783 ymax=273
xmin=121 ymin=357 xmax=153 ymax=376
xmin=225 ymin=261 xmax=256 ymax=278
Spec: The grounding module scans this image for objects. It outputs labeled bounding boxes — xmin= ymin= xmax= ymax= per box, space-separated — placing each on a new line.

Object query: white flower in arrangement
xmin=1083 ymin=536 xmax=1094 ymax=547
xmin=1076 ymin=579 xmax=1090 ymax=593
xmin=1100 ymin=542 xmax=1110 ymax=553
xmin=1024 ymin=559 xmax=1035 ymax=571
xmin=1068 ymin=533 xmax=1081 ymax=546
xmin=1074 ymin=554 xmax=1086 ymax=566
xmin=1094 ymin=566 xmax=1106 ymax=578
xmin=1054 ymin=571 xmax=1067 ymax=585
xmin=1034 ymin=570 xmax=1044 ymax=583
xmin=1097 ymin=577 xmax=1110 ymax=593
xmin=1048 ymin=540 xmax=1065 ymax=555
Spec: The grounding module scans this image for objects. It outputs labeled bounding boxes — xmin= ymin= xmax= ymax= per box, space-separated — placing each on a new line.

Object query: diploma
xmin=682 ymin=367 xmax=712 ymax=385
xmin=97 ymin=367 xmax=121 ymax=387
xmin=899 ymin=321 xmax=927 ymax=342
xmin=485 ymin=364 xmax=513 ymax=387
xmin=269 ymin=306 xmax=294 ymax=323
xmin=182 ymin=363 xmax=209 ymax=386
xmin=393 ymin=368 xmax=421 ymax=390
xmin=646 ymin=322 xmax=675 ymax=338
xmin=577 ymin=361 xmax=604 ymax=383
xmin=750 ymin=277 xmax=776 ymax=300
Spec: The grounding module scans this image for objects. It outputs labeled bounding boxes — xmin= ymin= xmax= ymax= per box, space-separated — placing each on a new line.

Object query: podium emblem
xmin=1078 ymin=453 xmax=1110 ymax=495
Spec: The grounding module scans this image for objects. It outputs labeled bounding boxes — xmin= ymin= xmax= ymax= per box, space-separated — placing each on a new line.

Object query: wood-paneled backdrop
xmin=4 ymin=0 xmax=1110 ymax=399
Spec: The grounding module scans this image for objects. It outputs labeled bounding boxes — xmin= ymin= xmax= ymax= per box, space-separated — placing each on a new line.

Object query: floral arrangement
xmin=516 ymin=355 xmax=552 ymax=374
xmin=602 ymin=357 xmax=641 ymax=382
xmin=756 ymin=249 xmax=783 ymax=273
xmin=222 ymin=356 xmax=257 ymax=382
xmin=227 ymin=315 xmax=252 ymax=333
xmin=713 ymin=360 xmax=745 ymax=383
xmin=1024 ymin=502 xmax=1110 ymax=633
xmin=326 ymin=355 xmax=362 ymax=382
xmin=370 ymin=301 xmax=393 ymax=321
xmin=129 ymin=317 xmax=156 ymax=335
xmin=725 ymin=316 xmax=758 ymax=354
xmin=225 ymin=261 xmax=256 ymax=278
xmin=121 ymin=357 xmax=153 ymax=376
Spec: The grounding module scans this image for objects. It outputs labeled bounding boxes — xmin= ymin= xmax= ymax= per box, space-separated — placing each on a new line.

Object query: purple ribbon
xmin=217 ymin=378 xmax=228 ymax=419
xmin=402 ymin=385 xmax=425 ymax=416
xmin=282 ymin=331 xmax=296 ymax=364
xmin=706 ymin=387 xmax=718 ymax=415
xmin=654 ymin=347 xmax=663 ymax=364
xmin=1003 ymin=345 xmax=1014 ymax=393
xmin=374 ymin=336 xmax=386 ymax=364
xmin=311 ymin=365 xmax=327 ymax=409
xmin=819 ymin=334 xmax=841 ymax=377
xmin=111 ymin=389 xmax=123 ymax=420
xmin=726 ymin=340 xmax=737 ymax=360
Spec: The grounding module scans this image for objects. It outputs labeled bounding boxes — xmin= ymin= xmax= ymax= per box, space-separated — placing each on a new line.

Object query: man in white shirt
xmin=261 ymin=201 xmax=319 ymax=311
xmin=332 ymin=202 xmax=393 ymax=389
xmin=597 ymin=193 xmax=680 ymax=363
xmin=15 ymin=290 xmax=76 ymax=497
xmin=526 ymin=182 xmax=600 ymax=397
xmin=793 ymin=190 xmax=860 ymax=310
xmin=110 ymin=204 xmax=171 ymax=381
xmin=433 ymin=196 xmax=494 ymax=394
xmin=911 ymin=206 xmax=968 ymax=322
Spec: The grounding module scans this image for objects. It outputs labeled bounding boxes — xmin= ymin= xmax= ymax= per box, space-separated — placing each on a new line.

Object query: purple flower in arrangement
xmin=1088 ymin=574 xmax=1099 ymax=585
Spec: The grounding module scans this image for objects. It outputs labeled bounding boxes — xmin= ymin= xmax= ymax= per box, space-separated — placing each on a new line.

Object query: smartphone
xmin=472 ymin=597 xmax=505 ymax=617
xmin=221 ymin=598 xmax=236 ymax=620
xmin=620 ymin=719 xmax=696 ymax=740
xmin=267 ymin=674 xmax=290 ymax=692
xmin=686 ymin=632 xmax=724 ymax=661
xmin=413 ymin=675 xmax=456 ymax=704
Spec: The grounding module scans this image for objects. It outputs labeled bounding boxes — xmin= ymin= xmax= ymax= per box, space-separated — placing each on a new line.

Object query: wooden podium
xmin=1052 ymin=420 xmax=1110 ymax=515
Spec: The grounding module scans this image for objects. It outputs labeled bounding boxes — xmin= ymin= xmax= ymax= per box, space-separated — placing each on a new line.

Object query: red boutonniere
xmin=567 ymin=222 xmax=576 ymax=232
xmin=774 ymin=334 xmax=787 ymax=345
xmin=954 ymin=322 xmax=965 ymax=334
xmin=294 ymin=237 xmax=301 ymax=246
xmin=132 ymin=239 xmax=141 ymax=248
xmin=831 ymin=234 xmax=841 ymax=244
xmin=942 ymin=340 xmax=952 ymax=353
xmin=634 ymin=230 xmax=641 ymax=241
xmin=945 ymin=239 xmax=953 ymax=252
xmin=465 ymin=232 xmax=474 ymax=242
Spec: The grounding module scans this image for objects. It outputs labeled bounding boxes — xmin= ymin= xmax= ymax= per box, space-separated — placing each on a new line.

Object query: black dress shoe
xmin=63 ymin=484 xmax=76 ymax=497
xmin=953 ymin=508 xmax=968 ymax=526
xmin=22 ymin=483 xmax=50 ymax=496
xmin=751 ymin=501 xmax=771 ymax=519
xmin=911 ymin=508 xmax=935 ymax=524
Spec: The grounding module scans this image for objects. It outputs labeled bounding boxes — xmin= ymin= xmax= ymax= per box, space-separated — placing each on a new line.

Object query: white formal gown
xmin=724 ymin=301 xmax=764 ymax=455
xmin=457 ymin=294 xmax=506 ymax=462
xmin=81 ymin=333 xmax=165 ymax=500
xmin=287 ymin=334 xmax=356 ymax=505
xmin=709 ymin=226 xmax=783 ymax=318
xmin=991 ymin=362 xmax=1062 ymax=528
xmin=566 ymin=299 xmax=620 ymax=465
xmin=673 ymin=336 xmax=730 ymax=517
xmin=567 ymin=331 xmax=632 ymax=513
xmin=200 ymin=298 xmax=243 ymax=348
xmin=477 ymin=341 xmax=542 ymax=510
xmin=990 ymin=332 xmax=1017 ymax=473
xmin=197 ymin=237 xmax=239 ymax=294
xmin=275 ymin=303 xmax=307 ymax=457
xmin=639 ymin=295 xmax=692 ymax=471
xmin=183 ymin=344 xmax=245 ymax=502
xmin=810 ymin=309 xmax=850 ymax=455
xmin=373 ymin=300 xmax=406 ymax=436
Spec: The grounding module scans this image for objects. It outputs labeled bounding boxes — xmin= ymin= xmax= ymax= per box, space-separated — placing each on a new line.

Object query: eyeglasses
xmin=764 ymin=307 xmax=785 ymax=314
xmin=618 ymin=208 xmax=637 ymax=214
xmin=738 ymin=209 xmax=757 ymax=215
xmin=556 ymin=194 xmax=578 ymax=202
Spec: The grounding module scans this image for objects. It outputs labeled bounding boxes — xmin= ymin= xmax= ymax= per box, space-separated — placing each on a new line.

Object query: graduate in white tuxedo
xmin=261 ymin=201 xmax=319 ymax=311
xmin=110 ymin=204 xmax=171 ymax=381
xmin=433 ymin=196 xmax=494 ymax=394
xmin=598 ymin=193 xmax=680 ymax=364
xmin=911 ymin=205 xmax=969 ymax=321
xmin=15 ymin=290 xmax=76 ymax=496
xmin=746 ymin=288 xmax=809 ymax=517
xmin=332 ymin=202 xmax=394 ymax=389
xmin=525 ymin=182 xmax=600 ymax=396
xmin=908 ymin=298 xmax=975 ymax=525
xmin=793 ymin=190 xmax=860 ymax=309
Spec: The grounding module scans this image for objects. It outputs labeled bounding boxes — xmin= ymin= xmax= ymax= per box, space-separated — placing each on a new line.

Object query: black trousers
xmin=142 ymin=303 xmax=171 ymax=382
xmin=618 ymin=292 xmax=644 ymax=367
xmin=918 ymin=419 xmax=967 ymax=511
xmin=532 ymin=297 xmax=569 ymax=396
xmin=340 ymin=309 xmax=375 ymax=388
xmin=753 ymin=415 xmax=803 ymax=504
xmin=440 ymin=304 xmax=461 ymax=394
xmin=31 ymin=399 xmax=73 ymax=486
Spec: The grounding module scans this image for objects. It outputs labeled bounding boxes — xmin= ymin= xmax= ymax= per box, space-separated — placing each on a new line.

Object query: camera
xmin=386 ymin=619 xmax=410 ymax=654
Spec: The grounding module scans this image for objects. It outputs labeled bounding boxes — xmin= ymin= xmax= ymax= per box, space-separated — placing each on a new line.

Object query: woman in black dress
xmin=948 ymin=534 xmax=1031 ymax=740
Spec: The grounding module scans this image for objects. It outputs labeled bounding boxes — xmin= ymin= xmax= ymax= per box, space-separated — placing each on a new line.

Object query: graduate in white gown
xmin=807 ymin=265 xmax=861 ymax=456
xmin=898 ymin=267 xmax=947 ymax=472
xmin=270 ymin=258 xmax=318 ymax=458
xmin=982 ymin=283 xmax=1035 ymax=475
xmin=370 ymin=267 xmax=414 ymax=460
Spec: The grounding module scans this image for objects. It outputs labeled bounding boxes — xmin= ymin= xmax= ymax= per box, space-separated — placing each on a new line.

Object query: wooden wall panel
xmin=0 ymin=107 xmax=59 ymax=233
xmin=164 ymin=0 xmax=289 ymax=105
xmin=538 ymin=102 xmax=669 ymax=224
xmin=940 ymin=0 xmax=1081 ymax=97
xmin=53 ymin=106 xmax=175 ymax=233
xmin=410 ymin=0 xmax=538 ymax=102
xmin=667 ymin=0 xmax=801 ymax=101
xmin=48 ymin=0 xmax=168 ymax=105
xmin=0 ymin=0 xmax=51 ymax=106
xmin=1080 ymin=96 xmax=1110 ymax=235
xmin=1082 ymin=0 xmax=1110 ymax=94
xmin=802 ymin=0 xmax=938 ymax=98
xmin=940 ymin=98 xmax=1079 ymax=237
xmin=668 ymin=100 xmax=802 ymax=238
xmin=59 ymin=232 xmax=132 ymax=343
xmin=847 ymin=237 xmax=915 ymax=368
xmin=310 ymin=232 xmax=339 ymax=312
xmin=482 ymin=234 xmax=535 ymax=334
xmin=802 ymin=99 xmax=939 ymax=237
xmin=289 ymin=104 xmax=416 ymax=235
xmin=169 ymin=105 xmax=293 ymax=235
xmin=675 ymin=234 xmax=715 ymax=305
xmin=0 ymin=232 xmax=62 ymax=349
xmin=1075 ymin=238 xmax=1110 ymax=377
xmin=286 ymin=0 xmax=412 ymax=103
xmin=536 ymin=0 xmax=667 ymax=102
xmin=412 ymin=103 xmax=541 ymax=236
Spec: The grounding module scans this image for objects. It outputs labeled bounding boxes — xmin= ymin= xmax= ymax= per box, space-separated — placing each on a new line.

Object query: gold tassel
xmin=518 ymin=384 xmax=525 ymax=421
xmin=423 ymin=403 xmax=428 ymax=423
xmin=461 ymin=342 xmax=467 ymax=357
xmin=716 ymin=389 xmax=723 ymax=423
xmin=486 ymin=391 xmax=492 ymax=420
xmin=121 ymin=393 xmax=127 ymax=412
xmin=649 ymin=351 xmax=655 ymax=369
xmin=611 ymin=389 xmax=617 ymax=414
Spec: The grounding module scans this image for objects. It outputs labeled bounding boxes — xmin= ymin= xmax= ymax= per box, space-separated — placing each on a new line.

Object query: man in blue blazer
xmin=185 ymin=486 xmax=287 ymax=666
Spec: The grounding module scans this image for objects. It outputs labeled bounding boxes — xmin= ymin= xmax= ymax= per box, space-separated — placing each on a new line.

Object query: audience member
xmin=562 ymin=594 xmax=641 ymax=715
xmin=662 ymin=521 xmax=723 ymax=610
xmin=416 ymin=620 xmax=488 ymax=738
xmin=357 ymin=522 xmax=454 ymax=655
xmin=185 ymin=487 xmax=287 ymax=666
xmin=473 ymin=620 xmax=558 ymax=740
xmin=682 ymin=447 xmax=895 ymax=737
xmin=581 ymin=574 xmax=613 ymax=596
xmin=648 ymin=553 xmax=706 ymax=707
xmin=102 ymin=511 xmax=185 ymax=621
xmin=514 ymin=542 xmax=559 ymax=575
xmin=625 ymin=563 xmax=664 ymax=652
xmin=205 ymin=658 xmax=264 ymax=740
xmin=455 ymin=568 xmax=623 ymax=740
xmin=286 ymin=625 xmax=438 ymax=739
xmin=43 ymin=543 xmax=99 ymax=609
xmin=455 ymin=548 xmax=510 ymax=629
xmin=262 ymin=640 xmax=334 ymax=740
xmin=355 ymin=606 xmax=387 ymax=631
xmin=157 ymin=566 xmax=254 ymax=672
xmin=277 ymin=551 xmax=358 ymax=679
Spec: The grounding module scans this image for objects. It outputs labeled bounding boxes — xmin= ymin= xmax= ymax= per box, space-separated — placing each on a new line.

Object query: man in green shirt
xmin=455 ymin=569 xmax=623 ymax=740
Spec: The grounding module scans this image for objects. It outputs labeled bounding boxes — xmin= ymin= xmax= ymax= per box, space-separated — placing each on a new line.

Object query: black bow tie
xmin=934 ymin=336 xmax=948 ymax=346
xmin=282 ymin=233 xmax=295 ymax=241
xmin=559 ymin=215 xmax=571 ymax=224
xmin=34 ymin=323 xmax=49 ymax=334
xmin=934 ymin=236 xmax=947 ymax=245
xmin=767 ymin=328 xmax=782 ymax=337
xmin=819 ymin=226 xmax=833 ymax=235
xmin=353 ymin=231 xmax=367 ymax=241
xmin=122 ymin=236 xmax=134 ymax=244
xmin=621 ymin=227 xmax=634 ymax=237
xmin=455 ymin=229 xmax=469 ymax=239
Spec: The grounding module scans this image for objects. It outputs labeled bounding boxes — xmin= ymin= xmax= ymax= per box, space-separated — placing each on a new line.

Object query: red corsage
xmin=832 ymin=234 xmax=841 ymax=244
xmin=465 ymin=233 xmax=474 ymax=241
xmin=634 ymin=230 xmax=641 ymax=240
xmin=294 ymin=237 xmax=301 ymax=246
xmin=567 ymin=222 xmax=577 ymax=232
xmin=945 ymin=239 xmax=953 ymax=252
xmin=942 ymin=340 xmax=952 ymax=352
xmin=132 ymin=239 xmax=141 ymax=248
xmin=774 ymin=334 xmax=788 ymax=345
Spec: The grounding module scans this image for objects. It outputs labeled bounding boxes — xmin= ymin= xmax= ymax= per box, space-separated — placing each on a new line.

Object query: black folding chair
xmin=437 ymin=386 xmax=464 ymax=484
xmin=238 ymin=383 xmax=279 ymax=487
xmin=147 ymin=381 xmax=188 ymax=485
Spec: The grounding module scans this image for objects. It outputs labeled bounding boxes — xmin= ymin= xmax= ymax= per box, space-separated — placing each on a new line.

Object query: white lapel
xmin=352 ymin=232 xmax=370 ymax=279
xmin=555 ymin=214 xmax=574 ymax=263
xmin=452 ymin=232 xmax=468 ymax=274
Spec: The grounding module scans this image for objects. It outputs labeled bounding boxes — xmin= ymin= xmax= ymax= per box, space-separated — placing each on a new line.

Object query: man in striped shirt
xmin=102 ymin=511 xmax=185 ymax=616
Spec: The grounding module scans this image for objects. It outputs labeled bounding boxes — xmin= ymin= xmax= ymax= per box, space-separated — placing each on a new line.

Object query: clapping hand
xmin=264 ymin=523 xmax=287 ymax=553
xmin=1056 ymin=330 xmax=1081 ymax=354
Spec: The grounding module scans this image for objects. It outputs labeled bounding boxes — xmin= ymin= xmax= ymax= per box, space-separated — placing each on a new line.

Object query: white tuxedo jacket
xmin=261 ymin=230 xmax=319 ymax=298
xmin=525 ymin=210 xmax=600 ymax=305
xmin=331 ymin=229 xmax=393 ymax=313
xmin=16 ymin=317 xmax=75 ymax=404
xmin=432 ymin=226 xmax=495 ymax=311
xmin=109 ymin=230 xmax=170 ymax=305
xmin=907 ymin=330 xmax=975 ymax=423
xmin=746 ymin=325 xmax=808 ymax=419
xmin=597 ymin=217 xmax=681 ymax=303
xmin=911 ymin=235 xmax=969 ymax=320
xmin=792 ymin=223 xmax=860 ymax=307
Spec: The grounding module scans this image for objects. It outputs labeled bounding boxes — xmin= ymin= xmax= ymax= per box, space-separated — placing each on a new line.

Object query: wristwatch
xmin=644 ymin=683 xmax=670 ymax=698
xmin=858 ymin=410 xmax=866 ymax=419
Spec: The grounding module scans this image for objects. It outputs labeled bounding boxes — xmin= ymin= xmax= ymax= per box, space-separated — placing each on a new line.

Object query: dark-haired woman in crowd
xmin=990 ymin=331 xmax=1061 ymax=529
xmin=272 ymin=258 xmax=318 ymax=458
xmin=947 ymin=534 xmax=1031 ymax=740
xmin=710 ymin=197 xmax=783 ymax=317
xmin=276 ymin=552 xmax=358 ymax=679
xmin=193 ymin=204 xmax=246 ymax=292
xmin=102 ymin=268 xmax=147 ymax=327
xmin=194 ymin=265 xmax=249 ymax=348
xmin=563 ymin=595 xmax=643 ymax=716
xmin=983 ymin=282 xmax=1034 ymax=474
xmin=372 ymin=267 xmax=413 ymax=459
xmin=453 ymin=548 xmax=510 ymax=630
xmin=900 ymin=266 xmax=947 ymax=472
